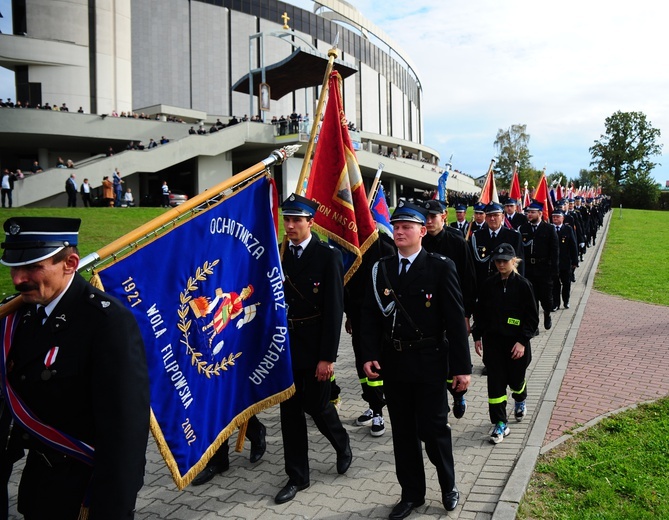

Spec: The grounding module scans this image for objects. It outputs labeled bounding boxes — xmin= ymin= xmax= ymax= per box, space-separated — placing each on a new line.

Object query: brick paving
xmin=7 ymin=210 xmax=669 ymax=519
xmin=544 ymin=291 xmax=669 ymax=445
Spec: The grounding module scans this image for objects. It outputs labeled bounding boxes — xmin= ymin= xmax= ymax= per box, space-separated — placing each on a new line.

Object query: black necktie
xmin=532 ymin=225 xmax=537 ymax=233
xmin=36 ymin=306 xmax=47 ymax=325
xmin=491 ymin=231 xmax=497 ymax=239
xmin=290 ymin=245 xmax=302 ymax=259
xmin=399 ymin=258 xmax=410 ymax=279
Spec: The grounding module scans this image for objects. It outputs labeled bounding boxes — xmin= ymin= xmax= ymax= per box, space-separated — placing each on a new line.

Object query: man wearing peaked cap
xmin=274 ymin=193 xmax=351 ymax=505
xmin=551 ymin=209 xmax=579 ymax=311
xmin=0 ymin=217 xmax=150 ymax=519
xmin=503 ymin=198 xmax=527 ymax=229
xmin=449 ymin=204 xmax=470 ymax=237
xmin=361 ymin=196 xmax=471 ymax=517
xmin=470 ymin=201 xmax=524 ymax=294
xmin=422 ymin=199 xmax=477 ymax=420
xmin=470 ymin=202 xmax=487 ymax=234
xmin=518 ymin=201 xmax=559 ymax=331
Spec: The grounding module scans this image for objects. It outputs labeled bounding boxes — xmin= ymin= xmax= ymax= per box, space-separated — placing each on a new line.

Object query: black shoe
xmin=249 ymin=423 xmax=266 ymax=463
xmin=443 ymin=487 xmax=460 ymax=511
xmin=481 ymin=365 xmax=488 ymax=376
xmin=336 ymin=438 xmax=352 ymax=474
xmin=564 ymin=302 xmax=570 ymax=309
xmin=388 ymin=499 xmax=425 ymax=520
xmin=452 ymin=397 xmax=466 ymax=419
xmin=275 ymin=481 xmax=310 ymax=504
xmin=191 ymin=460 xmax=230 ymax=486
xmin=551 ymin=306 xmax=559 ymax=312
xmin=544 ymin=314 xmax=552 ymax=330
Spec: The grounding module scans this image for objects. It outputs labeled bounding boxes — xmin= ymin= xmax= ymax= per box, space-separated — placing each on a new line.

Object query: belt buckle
xmin=288 ymin=319 xmax=295 ymax=330
xmin=392 ymin=339 xmax=403 ymax=352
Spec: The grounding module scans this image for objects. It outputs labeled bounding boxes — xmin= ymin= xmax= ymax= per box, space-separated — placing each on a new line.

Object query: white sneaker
xmin=370 ymin=414 xmax=385 ymax=437
xmin=355 ymin=408 xmax=374 ymax=426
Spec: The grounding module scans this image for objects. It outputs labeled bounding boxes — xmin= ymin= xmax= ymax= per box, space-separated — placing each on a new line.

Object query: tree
xmin=621 ymin=171 xmax=660 ymax=209
xmin=589 ymin=111 xmax=662 ymax=204
xmin=494 ymin=124 xmax=532 ymax=187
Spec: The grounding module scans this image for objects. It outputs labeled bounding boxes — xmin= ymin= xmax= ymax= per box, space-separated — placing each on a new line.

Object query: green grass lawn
xmin=594 ymin=208 xmax=669 ymax=306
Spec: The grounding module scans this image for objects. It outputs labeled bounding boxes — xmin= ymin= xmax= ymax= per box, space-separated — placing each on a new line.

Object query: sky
xmin=2 ymin=0 xmax=668 ymax=186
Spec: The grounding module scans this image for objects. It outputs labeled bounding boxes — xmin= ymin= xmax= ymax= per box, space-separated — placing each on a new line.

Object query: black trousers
xmin=483 ymin=335 xmax=531 ymax=424
xmin=280 ymin=368 xmax=349 ymax=485
xmin=207 ymin=415 xmax=264 ymax=466
xmin=552 ymin=270 xmax=573 ymax=307
xmin=384 ymin=378 xmax=455 ymax=501
xmin=526 ymin=272 xmax=553 ymax=313
xmin=351 ymin=314 xmax=385 ymax=414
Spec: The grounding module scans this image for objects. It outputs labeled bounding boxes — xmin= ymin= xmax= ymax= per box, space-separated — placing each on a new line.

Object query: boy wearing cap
xmin=362 ymin=200 xmax=471 ymax=518
xmin=470 ymin=202 xmax=487 ymax=234
xmin=472 ymin=243 xmax=538 ymax=444
xmin=422 ymin=199 xmax=476 ymax=419
xmin=449 ymin=204 xmax=469 ymax=236
xmin=275 ymin=194 xmax=351 ymax=505
xmin=503 ymin=199 xmax=527 ymax=229
xmin=0 ymin=217 xmax=149 ymax=519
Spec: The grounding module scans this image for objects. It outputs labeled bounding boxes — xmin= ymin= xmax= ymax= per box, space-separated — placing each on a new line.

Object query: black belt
xmin=287 ymin=315 xmax=321 ymax=329
xmin=529 ymin=257 xmax=546 ymax=264
xmin=387 ymin=336 xmax=438 ymax=352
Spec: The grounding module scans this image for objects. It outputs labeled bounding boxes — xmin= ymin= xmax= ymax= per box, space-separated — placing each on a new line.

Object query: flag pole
xmin=367 ymin=163 xmax=385 ymax=209
xmin=294 ymin=45 xmax=340 ymax=195
xmin=465 ymin=158 xmax=496 ymax=241
xmin=0 ymin=145 xmax=300 ymax=319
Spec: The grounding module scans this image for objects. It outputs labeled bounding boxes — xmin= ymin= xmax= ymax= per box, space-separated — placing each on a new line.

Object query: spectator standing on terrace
xmin=80 ymin=178 xmax=92 ymax=207
xmin=31 ymin=161 xmax=43 ymax=174
xmin=102 ymin=176 xmax=114 ymax=207
xmin=1 ymin=169 xmax=17 ymax=208
xmin=65 ymin=174 xmax=78 ymax=207
xmin=162 ymin=181 xmax=170 ymax=208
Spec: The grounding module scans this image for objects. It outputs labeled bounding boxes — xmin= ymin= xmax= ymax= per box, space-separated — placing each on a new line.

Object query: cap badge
xmin=9 ymin=223 xmax=20 ymax=235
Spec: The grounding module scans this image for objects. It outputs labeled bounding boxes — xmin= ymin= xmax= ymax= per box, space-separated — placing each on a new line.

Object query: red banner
xmin=306 ymin=71 xmax=378 ymax=283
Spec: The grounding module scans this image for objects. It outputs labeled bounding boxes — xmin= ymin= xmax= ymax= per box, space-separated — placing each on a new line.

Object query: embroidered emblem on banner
xmin=179 ymin=259 xmax=258 ymax=378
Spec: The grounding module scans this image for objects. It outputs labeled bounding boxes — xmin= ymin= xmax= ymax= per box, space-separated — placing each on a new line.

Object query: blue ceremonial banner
xmin=371 ymin=184 xmax=393 ymax=237
xmin=437 ymin=169 xmax=450 ymax=201
xmin=94 ymin=177 xmax=293 ymax=489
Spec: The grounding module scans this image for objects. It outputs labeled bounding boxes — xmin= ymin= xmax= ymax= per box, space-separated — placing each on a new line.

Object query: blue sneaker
xmin=514 ymin=401 xmax=527 ymax=422
xmin=452 ymin=397 xmax=466 ymax=419
xmin=490 ymin=422 xmax=510 ymax=444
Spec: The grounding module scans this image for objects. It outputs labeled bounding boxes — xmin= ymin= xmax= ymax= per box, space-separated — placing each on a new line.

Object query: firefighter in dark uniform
xmin=0 ymin=217 xmax=149 ymax=519
xmin=574 ymin=196 xmax=591 ymax=250
xmin=362 ymin=201 xmax=471 ymax=519
xmin=472 ymin=243 xmax=539 ymax=444
xmin=518 ymin=200 xmax=559 ymax=330
xmin=449 ymin=204 xmax=470 ymax=236
xmin=422 ymin=199 xmax=476 ymax=419
xmin=470 ymin=202 xmax=524 ymax=293
xmin=586 ymin=198 xmax=599 ymax=245
xmin=503 ymin=198 xmax=527 ymax=229
xmin=551 ymin=210 xmax=579 ymax=310
xmin=567 ymin=198 xmax=586 ymax=262
xmin=346 ymin=232 xmax=395 ymax=436
xmin=469 ymin=202 xmax=487 ymax=234
xmin=275 ymin=194 xmax=352 ymax=505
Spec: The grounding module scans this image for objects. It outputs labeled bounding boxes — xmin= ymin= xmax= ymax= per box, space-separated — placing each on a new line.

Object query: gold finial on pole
xmin=281 ymin=12 xmax=290 ymax=30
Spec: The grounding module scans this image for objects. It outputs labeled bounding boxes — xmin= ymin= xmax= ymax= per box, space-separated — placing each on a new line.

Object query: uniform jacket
xmin=518 ymin=221 xmax=559 ymax=277
xmin=423 ymin=227 xmax=477 ymax=317
xmin=472 ymin=271 xmax=539 ymax=348
xmin=361 ymin=249 xmax=471 ymax=383
xmin=506 ymin=212 xmax=527 ymax=229
xmin=449 ymin=220 xmax=469 ymax=237
xmin=470 ymin=226 xmax=524 ymax=288
xmin=282 ymin=233 xmax=344 ymax=370
xmin=555 ymin=224 xmax=579 ymax=271
xmin=6 ymin=273 xmax=150 ymax=519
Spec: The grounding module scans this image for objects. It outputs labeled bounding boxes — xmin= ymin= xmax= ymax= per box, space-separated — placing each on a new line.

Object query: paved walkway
xmin=7 ymin=211 xmax=669 ymax=519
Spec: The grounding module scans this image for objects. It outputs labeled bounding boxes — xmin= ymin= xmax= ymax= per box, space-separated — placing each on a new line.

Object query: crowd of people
xmin=0 ymin=186 xmax=611 ymax=519
xmin=0 ymin=98 xmax=84 ymax=112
